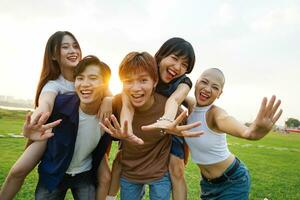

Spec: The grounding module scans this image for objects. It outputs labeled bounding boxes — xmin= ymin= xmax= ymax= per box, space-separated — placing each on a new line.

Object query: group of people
xmin=0 ymin=31 xmax=282 ymax=200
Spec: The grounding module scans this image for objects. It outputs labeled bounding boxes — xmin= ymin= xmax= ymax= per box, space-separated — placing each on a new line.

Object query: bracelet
xmin=160 ymin=129 xmax=167 ymax=135
xmin=157 ymin=117 xmax=174 ymax=123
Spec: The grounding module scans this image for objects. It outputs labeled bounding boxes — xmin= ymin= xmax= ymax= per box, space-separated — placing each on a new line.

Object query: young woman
xmin=0 ymin=31 xmax=111 ymax=200
xmin=185 ymin=68 xmax=282 ymax=199
xmin=107 ymin=37 xmax=196 ymax=200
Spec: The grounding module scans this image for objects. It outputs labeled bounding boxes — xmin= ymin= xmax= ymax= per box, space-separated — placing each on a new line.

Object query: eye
xmin=61 ymin=45 xmax=69 ymax=49
xmin=76 ymin=76 xmax=83 ymax=81
xmin=142 ymin=78 xmax=148 ymax=83
xmin=90 ymin=76 xmax=98 ymax=80
xmin=73 ymin=43 xmax=80 ymax=49
xmin=200 ymin=80 xmax=208 ymax=84
xmin=171 ymin=55 xmax=178 ymax=61
xmin=182 ymin=63 xmax=188 ymax=70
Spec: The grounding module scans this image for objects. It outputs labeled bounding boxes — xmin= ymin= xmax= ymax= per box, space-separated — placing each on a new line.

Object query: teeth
xmin=132 ymin=94 xmax=143 ymax=98
xmin=81 ymin=90 xmax=92 ymax=94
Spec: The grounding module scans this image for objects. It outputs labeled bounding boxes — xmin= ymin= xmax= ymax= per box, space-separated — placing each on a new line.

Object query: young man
xmin=23 ymin=55 xmax=112 ymax=199
xmin=101 ymin=52 xmax=202 ymax=200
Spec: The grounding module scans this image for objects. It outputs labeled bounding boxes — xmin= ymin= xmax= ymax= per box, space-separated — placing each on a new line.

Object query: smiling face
xmin=123 ymin=70 xmax=157 ymax=111
xmin=195 ymin=68 xmax=225 ymax=107
xmin=75 ymin=64 xmax=104 ymax=106
xmin=158 ymin=54 xmax=188 ymax=83
xmin=59 ymin=34 xmax=81 ymax=70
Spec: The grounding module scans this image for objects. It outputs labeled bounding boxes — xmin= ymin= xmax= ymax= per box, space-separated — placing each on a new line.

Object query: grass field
xmin=0 ymin=109 xmax=300 ymax=199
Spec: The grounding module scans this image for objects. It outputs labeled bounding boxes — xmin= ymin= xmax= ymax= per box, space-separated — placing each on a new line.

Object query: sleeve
xmin=40 ymin=81 xmax=59 ymax=95
xmin=179 ymin=76 xmax=193 ymax=89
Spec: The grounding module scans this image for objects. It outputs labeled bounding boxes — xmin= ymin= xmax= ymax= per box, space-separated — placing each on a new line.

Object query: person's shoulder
xmin=209 ymin=105 xmax=227 ymax=120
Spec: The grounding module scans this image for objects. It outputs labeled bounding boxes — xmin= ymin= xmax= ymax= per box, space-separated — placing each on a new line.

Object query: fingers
xmin=257 ymin=97 xmax=267 ymax=120
xmin=180 ymin=131 xmax=204 ymax=137
xmin=122 ymin=120 xmax=129 ymax=135
xmin=111 ymin=115 xmax=121 ymax=131
xmin=264 ymin=95 xmax=276 ymax=117
xmin=141 ymin=124 xmax=158 ymax=131
xmin=270 ymin=99 xmax=281 ymax=118
xmin=176 ymin=121 xmax=201 ymax=132
xmin=31 ymin=112 xmax=43 ymax=125
xmin=38 ymin=112 xmax=51 ymax=126
xmin=173 ymin=110 xmax=188 ymax=125
xmin=126 ymin=134 xmax=144 ymax=145
xmin=42 ymin=119 xmax=62 ymax=130
xmin=272 ymin=109 xmax=283 ymax=124
xmin=24 ymin=112 xmax=32 ymax=126
xmin=99 ymin=120 xmax=114 ymax=135
xmin=39 ymin=132 xmax=54 ymax=140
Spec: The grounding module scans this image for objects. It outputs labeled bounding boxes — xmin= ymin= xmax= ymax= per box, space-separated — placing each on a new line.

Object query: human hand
xmin=142 ymin=110 xmax=203 ymax=137
xmin=248 ymin=95 xmax=282 ymax=140
xmin=100 ymin=114 xmax=144 ymax=145
xmin=22 ymin=112 xmax=61 ymax=141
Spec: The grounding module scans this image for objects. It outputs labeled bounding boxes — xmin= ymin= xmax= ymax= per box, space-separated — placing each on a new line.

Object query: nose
xmin=81 ymin=78 xmax=91 ymax=87
xmin=131 ymin=81 xmax=141 ymax=91
xmin=69 ymin=46 xmax=77 ymax=54
xmin=203 ymin=85 xmax=211 ymax=93
xmin=173 ymin=62 xmax=181 ymax=72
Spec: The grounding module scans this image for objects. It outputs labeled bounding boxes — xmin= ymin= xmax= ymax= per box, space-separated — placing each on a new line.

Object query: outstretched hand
xmin=248 ymin=95 xmax=282 ymax=140
xmin=100 ymin=114 xmax=144 ymax=145
xmin=142 ymin=110 xmax=203 ymax=137
xmin=22 ymin=112 xmax=61 ymax=141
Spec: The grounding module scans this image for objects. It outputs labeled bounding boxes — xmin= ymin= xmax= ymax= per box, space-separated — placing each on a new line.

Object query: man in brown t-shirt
xmin=101 ymin=52 xmax=202 ymax=200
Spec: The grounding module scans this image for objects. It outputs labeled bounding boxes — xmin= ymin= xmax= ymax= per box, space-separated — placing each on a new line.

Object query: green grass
xmin=0 ymin=108 xmax=28 ymax=134
xmin=0 ymin=109 xmax=300 ymax=199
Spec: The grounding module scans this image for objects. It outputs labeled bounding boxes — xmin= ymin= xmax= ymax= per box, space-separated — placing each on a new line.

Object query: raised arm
xmin=214 ymin=95 xmax=282 ymax=140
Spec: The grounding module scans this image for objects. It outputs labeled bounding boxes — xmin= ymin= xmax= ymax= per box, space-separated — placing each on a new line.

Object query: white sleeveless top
xmin=185 ymin=105 xmax=231 ymax=165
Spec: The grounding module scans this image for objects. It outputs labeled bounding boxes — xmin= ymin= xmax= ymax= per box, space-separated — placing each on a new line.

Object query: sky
xmin=0 ymin=0 xmax=299 ymax=126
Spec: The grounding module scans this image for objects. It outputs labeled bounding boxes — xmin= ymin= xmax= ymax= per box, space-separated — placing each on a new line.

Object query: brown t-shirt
xmin=113 ymin=93 xmax=172 ymax=183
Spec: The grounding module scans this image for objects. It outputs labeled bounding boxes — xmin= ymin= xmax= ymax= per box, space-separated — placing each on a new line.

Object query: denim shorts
xmin=170 ymin=136 xmax=184 ymax=159
xmin=200 ymin=158 xmax=251 ymax=200
xmin=120 ymin=172 xmax=171 ymax=200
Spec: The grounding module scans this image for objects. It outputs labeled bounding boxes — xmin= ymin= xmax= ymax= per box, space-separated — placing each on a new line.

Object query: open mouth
xmin=198 ymin=92 xmax=210 ymax=101
xmin=167 ymin=68 xmax=178 ymax=79
xmin=80 ymin=89 xmax=92 ymax=98
xmin=131 ymin=93 xmax=144 ymax=103
xmin=67 ymin=55 xmax=78 ymax=62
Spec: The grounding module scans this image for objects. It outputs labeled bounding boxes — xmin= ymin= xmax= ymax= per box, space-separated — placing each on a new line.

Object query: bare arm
xmin=142 ymin=83 xmax=191 ymax=130
xmin=162 ymin=83 xmax=191 ymax=120
xmin=22 ymin=92 xmax=58 ymax=140
xmin=120 ymin=93 xmax=134 ymax=135
xmin=213 ymin=96 xmax=282 ymax=140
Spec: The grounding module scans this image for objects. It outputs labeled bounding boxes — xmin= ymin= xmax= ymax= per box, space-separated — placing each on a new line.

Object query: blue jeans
xmin=120 ymin=172 xmax=171 ymax=200
xmin=35 ymin=171 xmax=95 ymax=200
xmin=200 ymin=159 xmax=251 ymax=200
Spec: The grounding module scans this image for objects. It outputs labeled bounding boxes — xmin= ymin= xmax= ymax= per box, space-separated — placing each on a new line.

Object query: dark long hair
xmin=34 ymin=31 xmax=81 ymax=107
xmin=155 ymin=37 xmax=195 ymax=74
